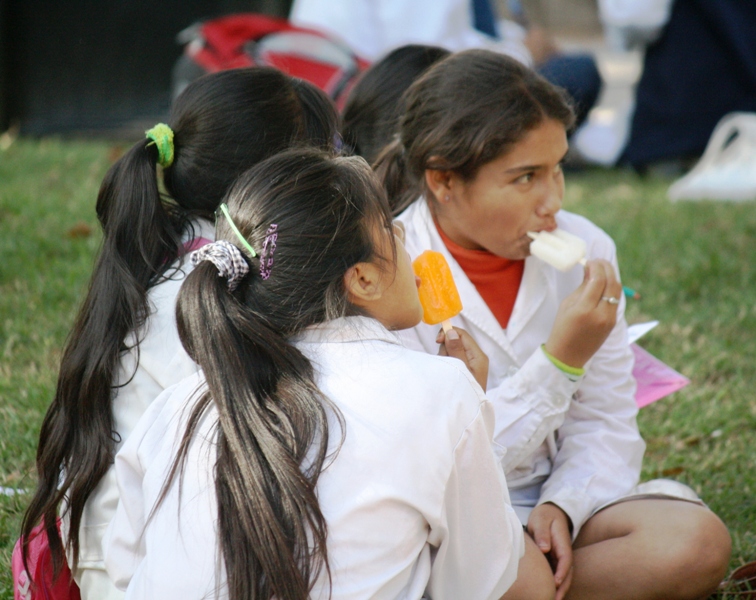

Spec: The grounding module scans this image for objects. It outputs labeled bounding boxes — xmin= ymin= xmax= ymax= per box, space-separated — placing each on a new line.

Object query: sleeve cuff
xmin=540 ymin=345 xmax=585 ymax=382
xmin=536 ymin=489 xmax=594 ymax=541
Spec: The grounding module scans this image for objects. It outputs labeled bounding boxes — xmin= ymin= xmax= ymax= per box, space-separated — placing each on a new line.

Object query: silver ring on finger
xmin=601 ymin=296 xmax=620 ymax=305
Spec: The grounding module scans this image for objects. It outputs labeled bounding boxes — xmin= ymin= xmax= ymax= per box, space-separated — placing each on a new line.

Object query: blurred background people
xmin=605 ymin=0 xmax=756 ymax=169
xmin=291 ymin=0 xmax=601 ymax=128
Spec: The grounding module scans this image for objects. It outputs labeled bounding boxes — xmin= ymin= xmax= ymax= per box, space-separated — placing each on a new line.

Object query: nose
xmin=536 ymin=176 xmax=563 ymax=218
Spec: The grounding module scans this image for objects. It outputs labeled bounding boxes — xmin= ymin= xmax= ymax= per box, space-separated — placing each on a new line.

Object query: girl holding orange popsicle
xmin=376 ymin=50 xmax=730 ymax=600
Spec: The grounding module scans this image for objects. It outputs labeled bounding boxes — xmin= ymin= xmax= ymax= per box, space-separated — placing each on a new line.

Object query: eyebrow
xmin=504 ymin=149 xmax=569 ymax=174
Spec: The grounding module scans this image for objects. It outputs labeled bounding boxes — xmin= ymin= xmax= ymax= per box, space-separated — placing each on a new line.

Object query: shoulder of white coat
xmin=130 ymin=372 xmax=210 ymax=464
xmin=556 ymin=210 xmax=618 ymax=262
xmin=391 ymin=344 xmax=488 ymax=416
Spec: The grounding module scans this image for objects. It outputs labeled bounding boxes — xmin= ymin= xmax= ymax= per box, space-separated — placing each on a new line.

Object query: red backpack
xmin=12 ymin=519 xmax=81 ymax=600
xmin=174 ymin=13 xmax=370 ymax=109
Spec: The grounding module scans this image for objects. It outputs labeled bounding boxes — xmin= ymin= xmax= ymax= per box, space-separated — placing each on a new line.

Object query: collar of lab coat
xmin=294 ymin=315 xmax=404 ymax=348
xmin=397 ymin=198 xmax=560 ymax=359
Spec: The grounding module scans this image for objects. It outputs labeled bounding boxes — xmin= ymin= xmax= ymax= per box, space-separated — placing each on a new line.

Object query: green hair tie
xmin=218 ymin=203 xmax=257 ymax=257
xmin=145 ymin=123 xmax=175 ymax=168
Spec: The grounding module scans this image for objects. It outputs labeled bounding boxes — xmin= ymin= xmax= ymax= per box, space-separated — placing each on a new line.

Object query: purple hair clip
xmin=260 ymin=224 xmax=278 ymax=280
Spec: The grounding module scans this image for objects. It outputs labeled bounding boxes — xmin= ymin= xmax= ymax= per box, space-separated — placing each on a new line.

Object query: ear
xmin=424 ymin=166 xmax=454 ymax=204
xmin=344 ymin=262 xmax=385 ymax=308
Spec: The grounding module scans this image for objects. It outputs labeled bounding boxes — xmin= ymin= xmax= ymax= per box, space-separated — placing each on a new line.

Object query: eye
xmin=514 ymin=172 xmax=534 ymax=185
xmin=554 ymin=162 xmax=564 ymax=175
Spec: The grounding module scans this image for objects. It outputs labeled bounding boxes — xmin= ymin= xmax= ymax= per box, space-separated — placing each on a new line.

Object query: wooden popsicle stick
xmin=442 ymin=319 xmax=454 ymax=334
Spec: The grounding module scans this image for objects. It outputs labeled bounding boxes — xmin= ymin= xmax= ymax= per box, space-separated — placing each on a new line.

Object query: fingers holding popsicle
xmin=436 ymin=327 xmax=490 ymax=391
xmin=583 ymin=259 xmax=623 ymax=311
xmin=412 ymin=250 xmax=489 ymax=388
xmin=545 ymin=259 xmax=621 ymax=369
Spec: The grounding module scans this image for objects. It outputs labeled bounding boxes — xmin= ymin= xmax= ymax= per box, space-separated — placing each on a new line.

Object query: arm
xmin=399 ymin=325 xmax=579 ymax=474
xmin=426 ymin=400 xmax=525 ymax=600
xmin=537 ymin=306 xmax=644 ymax=536
xmin=400 ymin=254 xmax=620 ymax=475
xmin=537 ymin=248 xmax=645 ymax=537
xmin=103 ymin=392 xmax=168 ymax=590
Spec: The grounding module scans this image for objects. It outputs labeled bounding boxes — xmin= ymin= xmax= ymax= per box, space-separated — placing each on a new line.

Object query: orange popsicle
xmin=412 ymin=250 xmax=463 ymax=333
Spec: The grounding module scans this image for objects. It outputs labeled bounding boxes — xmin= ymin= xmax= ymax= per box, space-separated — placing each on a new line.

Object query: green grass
xmin=0 ymin=139 xmax=754 ymax=597
xmin=564 ymin=169 xmax=756 ymax=592
xmin=0 ymin=138 xmax=110 ymax=597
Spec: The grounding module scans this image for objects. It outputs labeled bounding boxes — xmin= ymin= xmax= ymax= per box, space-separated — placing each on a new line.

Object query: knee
xmin=682 ymin=510 xmax=731 ymax=587
xmin=654 ymin=508 xmax=731 ymax=599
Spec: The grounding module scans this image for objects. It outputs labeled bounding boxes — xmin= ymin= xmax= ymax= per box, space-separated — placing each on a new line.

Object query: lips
xmin=530 ymin=223 xmax=557 ymax=234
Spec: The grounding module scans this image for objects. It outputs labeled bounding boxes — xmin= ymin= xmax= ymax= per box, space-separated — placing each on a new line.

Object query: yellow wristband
xmin=541 ymin=345 xmax=585 ymax=378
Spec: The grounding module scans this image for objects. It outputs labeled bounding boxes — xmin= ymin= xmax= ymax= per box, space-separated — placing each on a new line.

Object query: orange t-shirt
xmin=436 ymin=223 xmax=524 ymax=329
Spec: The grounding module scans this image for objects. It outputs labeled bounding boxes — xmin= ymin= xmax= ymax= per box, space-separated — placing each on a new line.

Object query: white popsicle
xmin=527 ymin=229 xmax=587 ymax=271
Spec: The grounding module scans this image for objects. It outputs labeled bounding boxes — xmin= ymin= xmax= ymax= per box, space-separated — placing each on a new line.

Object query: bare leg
xmin=566 ymin=499 xmax=731 ymax=600
xmin=501 ymin=534 xmax=557 ymax=600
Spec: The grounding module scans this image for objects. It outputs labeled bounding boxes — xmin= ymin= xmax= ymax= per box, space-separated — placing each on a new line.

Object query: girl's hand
xmin=436 ymin=327 xmax=489 ymax=391
xmin=527 ymin=503 xmax=574 ymax=600
xmin=545 ymin=259 xmax=622 ymax=369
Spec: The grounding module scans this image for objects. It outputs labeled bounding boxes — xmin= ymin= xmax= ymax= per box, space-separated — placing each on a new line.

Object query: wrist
xmin=541 ymin=345 xmax=585 ymax=381
xmin=540 ymin=501 xmax=574 ymax=533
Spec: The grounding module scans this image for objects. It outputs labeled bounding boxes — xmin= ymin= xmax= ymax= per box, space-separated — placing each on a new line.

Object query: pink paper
xmin=631 ymin=343 xmax=690 ymax=408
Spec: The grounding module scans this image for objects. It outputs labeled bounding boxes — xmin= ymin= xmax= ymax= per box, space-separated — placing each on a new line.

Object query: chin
xmin=384 ymin=313 xmax=423 ymax=332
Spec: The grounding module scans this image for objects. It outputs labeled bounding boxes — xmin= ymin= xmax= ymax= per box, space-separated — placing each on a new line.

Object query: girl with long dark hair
xmin=103 ymin=148 xmax=524 ymax=599
xmin=376 ymin=49 xmax=731 ymax=600
xmin=21 ymin=67 xmax=339 ymax=599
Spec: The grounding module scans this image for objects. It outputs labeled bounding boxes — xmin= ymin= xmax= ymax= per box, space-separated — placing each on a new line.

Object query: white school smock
xmin=103 ymin=316 xmax=525 ymax=600
xmin=66 ymin=218 xmax=214 ymax=599
xmin=396 ymin=199 xmax=645 ymax=537
xmin=289 ymin=0 xmax=533 ymax=66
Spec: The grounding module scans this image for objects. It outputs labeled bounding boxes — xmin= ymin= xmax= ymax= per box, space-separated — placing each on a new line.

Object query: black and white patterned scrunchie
xmin=191 ymin=240 xmax=250 ymax=291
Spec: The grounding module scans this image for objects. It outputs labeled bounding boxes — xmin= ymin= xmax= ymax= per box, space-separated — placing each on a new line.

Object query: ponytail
xmin=175 ymin=261 xmax=332 ymax=598
xmin=22 ymin=139 xmax=188 ymax=572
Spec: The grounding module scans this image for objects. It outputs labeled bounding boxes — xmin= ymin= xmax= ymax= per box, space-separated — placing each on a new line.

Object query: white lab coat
xmin=289 ymin=0 xmax=533 ymax=66
xmin=103 ymin=316 xmax=524 ymax=599
xmin=397 ymin=199 xmax=645 ymax=536
xmin=67 ymin=218 xmax=214 ymax=599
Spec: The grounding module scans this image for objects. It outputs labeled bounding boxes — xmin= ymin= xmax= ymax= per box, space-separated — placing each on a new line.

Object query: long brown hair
xmin=373 ymin=49 xmax=575 ymax=214
xmin=22 ymin=68 xmax=339 ymax=575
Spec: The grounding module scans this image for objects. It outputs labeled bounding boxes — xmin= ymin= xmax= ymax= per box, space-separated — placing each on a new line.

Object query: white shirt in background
xmin=289 ymin=0 xmax=533 ymax=66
